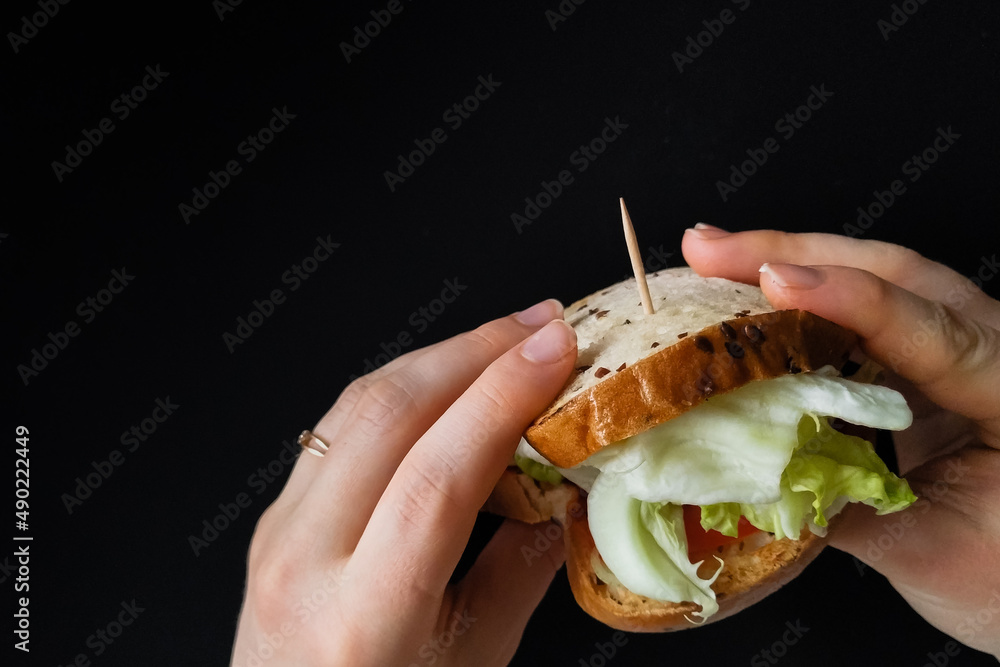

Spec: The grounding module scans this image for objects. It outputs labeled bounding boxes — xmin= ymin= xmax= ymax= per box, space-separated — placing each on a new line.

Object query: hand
xmin=683 ymin=226 xmax=1000 ymax=657
xmin=230 ymin=300 xmax=577 ymax=666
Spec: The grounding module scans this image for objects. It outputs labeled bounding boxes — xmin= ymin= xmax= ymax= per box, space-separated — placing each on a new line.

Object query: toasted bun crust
xmin=488 ymin=269 xmax=857 ymax=631
xmin=564 ymin=503 xmax=829 ymax=632
xmin=526 ymin=271 xmax=857 ymax=467
xmin=481 ymin=468 xmax=580 ymax=525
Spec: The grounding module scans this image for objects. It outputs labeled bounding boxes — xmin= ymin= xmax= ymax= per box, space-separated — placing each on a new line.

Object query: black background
xmin=4 ymin=0 xmax=1000 ymax=665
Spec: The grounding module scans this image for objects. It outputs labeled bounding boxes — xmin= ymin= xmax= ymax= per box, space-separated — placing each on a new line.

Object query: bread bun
xmin=482 ymin=470 xmax=831 ymax=633
xmin=484 ymin=268 xmax=860 ymax=631
xmin=563 ymin=499 xmax=829 ymax=632
xmin=482 ymin=468 xmax=579 ymax=525
xmin=526 ymin=269 xmax=856 ymax=467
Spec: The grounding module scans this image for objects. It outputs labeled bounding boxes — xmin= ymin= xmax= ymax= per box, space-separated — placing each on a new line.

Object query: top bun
xmin=525 ymin=268 xmax=857 ymax=467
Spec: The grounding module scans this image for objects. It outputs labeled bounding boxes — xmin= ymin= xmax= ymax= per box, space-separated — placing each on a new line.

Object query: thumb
xmin=828 ymin=447 xmax=1000 ymax=637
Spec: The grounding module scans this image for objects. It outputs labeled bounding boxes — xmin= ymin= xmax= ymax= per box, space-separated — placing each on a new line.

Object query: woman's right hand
xmin=683 ymin=226 xmax=1000 ymax=658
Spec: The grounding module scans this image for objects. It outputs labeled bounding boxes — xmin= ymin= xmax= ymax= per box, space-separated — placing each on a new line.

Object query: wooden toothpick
xmin=620 ymin=197 xmax=655 ymax=315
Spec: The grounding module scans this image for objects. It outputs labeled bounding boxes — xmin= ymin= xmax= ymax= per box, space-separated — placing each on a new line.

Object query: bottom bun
xmin=564 ymin=502 xmax=829 ymax=632
xmin=481 ymin=468 xmax=579 ymax=525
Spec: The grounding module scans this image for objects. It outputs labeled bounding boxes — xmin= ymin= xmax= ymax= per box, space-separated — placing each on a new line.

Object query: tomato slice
xmin=682 ymin=504 xmax=760 ymax=563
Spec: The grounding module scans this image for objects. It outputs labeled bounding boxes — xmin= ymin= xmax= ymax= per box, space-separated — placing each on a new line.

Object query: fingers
xmin=269 ymin=349 xmax=449 ymax=507
xmin=681 ymin=227 xmax=1000 ymax=326
xmin=757 ymin=263 xmax=1000 ymax=447
xmin=450 ymin=520 xmax=566 ymax=664
xmin=309 ymin=325 xmax=469 ymax=447
xmin=827 ymin=446 xmax=1000 ymax=655
xmin=830 ymin=447 xmax=1000 ymax=574
xmin=347 ymin=319 xmax=577 ymax=606
xmin=274 ymin=317 xmax=505 ymax=502
xmin=293 ymin=300 xmax=568 ymax=554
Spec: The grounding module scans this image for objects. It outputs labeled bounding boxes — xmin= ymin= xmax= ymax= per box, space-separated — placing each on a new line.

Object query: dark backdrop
xmin=5 ymin=1 xmax=999 ymax=665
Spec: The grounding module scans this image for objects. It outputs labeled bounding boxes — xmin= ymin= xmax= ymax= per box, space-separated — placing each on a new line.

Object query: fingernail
xmin=515 ymin=298 xmax=563 ymax=327
xmin=521 ymin=320 xmax=576 ymax=364
xmin=685 ymin=223 xmax=731 ymax=240
xmin=759 ymin=262 xmax=825 ymax=289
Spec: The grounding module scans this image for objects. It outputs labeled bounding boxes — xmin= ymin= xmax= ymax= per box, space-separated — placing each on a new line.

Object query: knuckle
xmin=245 ymin=506 xmax=280 ymax=574
xmin=880 ymin=243 xmax=928 ymax=280
xmin=891 ymin=244 xmax=926 ymax=268
xmin=897 ymin=300 xmax=998 ymax=382
xmin=395 ymin=457 xmax=461 ymax=527
xmin=460 ymin=324 xmax=509 ymax=356
xmin=476 ymin=378 xmax=518 ymax=418
xmin=252 ymin=559 xmax=298 ymax=620
xmin=353 ymin=375 xmax=418 ymax=437
xmin=769 ymin=229 xmax=797 ymax=246
xmin=323 ymin=626 xmax=370 ymax=666
xmin=314 ymin=377 xmax=371 ymax=432
xmin=245 ymin=520 xmax=352 ymax=643
xmin=392 ymin=487 xmax=435 ymax=534
xmin=338 ymin=376 xmax=371 ymax=412
xmin=868 ymin=267 xmax=899 ymax=304
xmin=246 ymin=542 xmax=301 ymax=629
xmin=465 ymin=385 xmax=518 ymax=450
xmin=766 ymin=229 xmax=807 ymax=256
xmin=910 ymin=449 xmax=1000 ymax=532
xmin=937 ymin=303 xmax=998 ymax=370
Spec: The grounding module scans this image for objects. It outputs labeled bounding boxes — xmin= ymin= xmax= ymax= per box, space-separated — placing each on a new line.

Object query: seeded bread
xmin=481 ymin=470 xmax=830 ymax=632
xmin=481 ymin=468 xmax=579 ymax=525
xmin=525 ymin=268 xmax=857 ymax=467
xmin=484 ymin=268 xmax=857 ymax=632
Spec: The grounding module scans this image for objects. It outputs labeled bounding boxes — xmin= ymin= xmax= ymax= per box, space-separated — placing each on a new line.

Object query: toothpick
xmin=620 ymin=197 xmax=655 ymax=315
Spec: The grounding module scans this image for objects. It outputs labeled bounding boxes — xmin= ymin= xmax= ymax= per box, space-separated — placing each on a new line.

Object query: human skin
xmin=230 ymin=299 xmax=578 ymax=666
xmin=232 ymin=229 xmax=1000 ymax=664
xmin=683 ymin=226 xmax=1000 ymax=658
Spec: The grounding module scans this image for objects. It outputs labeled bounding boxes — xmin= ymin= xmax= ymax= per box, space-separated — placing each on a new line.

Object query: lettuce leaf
xmin=513 ymin=453 xmax=563 ymax=485
xmin=585 ymin=369 xmax=915 ymax=621
xmin=515 ymin=437 xmax=599 ymax=491
xmin=700 ymin=416 xmax=917 ymax=539
xmin=587 ymin=472 xmax=721 ymax=620
xmin=583 ymin=367 xmax=912 ymax=506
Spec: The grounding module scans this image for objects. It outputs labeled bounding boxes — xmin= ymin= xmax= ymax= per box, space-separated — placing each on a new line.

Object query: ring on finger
xmin=298 ymin=430 xmax=330 ymax=458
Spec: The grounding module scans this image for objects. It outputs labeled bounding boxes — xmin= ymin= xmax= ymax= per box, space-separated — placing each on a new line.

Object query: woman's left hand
xmin=231 ymin=299 xmax=577 ymax=666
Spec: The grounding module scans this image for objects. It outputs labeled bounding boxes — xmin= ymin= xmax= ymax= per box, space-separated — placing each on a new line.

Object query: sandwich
xmin=485 ymin=267 xmax=916 ymax=631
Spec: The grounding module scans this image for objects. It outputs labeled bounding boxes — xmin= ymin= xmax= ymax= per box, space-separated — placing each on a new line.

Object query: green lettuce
xmin=585 ymin=369 xmax=916 ymax=622
xmin=514 ymin=453 xmax=563 ymax=485
xmin=700 ymin=416 xmax=917 ymax=540
xmin=584 ymin=368 xmax=912 ymax=506
xmin=587 ymin=472 xmax=721 ymax=621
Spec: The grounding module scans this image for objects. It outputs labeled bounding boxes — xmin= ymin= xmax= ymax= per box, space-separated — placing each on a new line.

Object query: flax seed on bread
xmin=526 ymin=268 xmax=857 ymax=467
xmin=482 ymin=268 xmax=860 ymax=632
